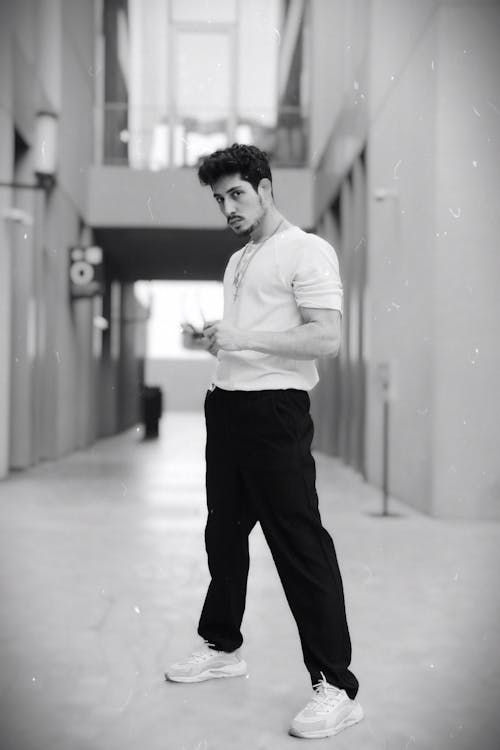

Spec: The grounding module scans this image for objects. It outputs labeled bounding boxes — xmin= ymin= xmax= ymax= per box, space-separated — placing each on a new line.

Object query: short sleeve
xmin=291 ymin=239 xmax=343 ymax=312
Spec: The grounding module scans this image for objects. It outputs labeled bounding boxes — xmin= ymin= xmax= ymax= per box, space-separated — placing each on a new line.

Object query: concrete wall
xmin=0 ymin=3 xmax=16 ymax=477
xmin=117 ymin=284 xmax=147 ymax=431
xmin=0 ymin=0 xmax=146 ymax=477
xmin=309 ymin=0 xmax=370 ymax=214
xmin=366 ymin=3 xmax=438 ymax=514
xmin=59 ymin=0 xmax=95 ymax=216
xmin=1 ymin=0 xmax=101 ymax=469
xmin=48 ymin=191 xmax=97 ymax=457
xmin=432 ymin=2 xmax=500 ymax=518
xmin=366 ymin=0 xmax=500 ymax=518
xmin=308 ymin=1 xmax=371 ymax=474
xmin=309 ymin=0 xmax=500 ymax=519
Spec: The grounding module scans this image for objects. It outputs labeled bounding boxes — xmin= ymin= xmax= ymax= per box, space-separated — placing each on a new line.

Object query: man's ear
xmin=257 ymin=178 xmax=273 ymax=205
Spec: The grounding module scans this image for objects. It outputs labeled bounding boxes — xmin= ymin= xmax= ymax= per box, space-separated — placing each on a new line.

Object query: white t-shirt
xmin=212 ymin=225 xmax=343 ymax=392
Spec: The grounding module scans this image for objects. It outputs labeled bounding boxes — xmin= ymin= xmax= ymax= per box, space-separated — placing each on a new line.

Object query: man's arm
xmin=203 ymin=308 xmax=341 ymax=360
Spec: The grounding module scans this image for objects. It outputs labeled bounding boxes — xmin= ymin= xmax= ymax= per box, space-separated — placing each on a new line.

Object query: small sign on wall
xmin=375 ymin=360 xmax=398 ymax=402
xmin=69 ymin=245 xmax=104 ymax=299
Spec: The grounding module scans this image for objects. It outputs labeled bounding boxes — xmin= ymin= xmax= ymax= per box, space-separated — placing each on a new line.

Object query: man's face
xmin=211 ymin=173 xmax=265 ymax=236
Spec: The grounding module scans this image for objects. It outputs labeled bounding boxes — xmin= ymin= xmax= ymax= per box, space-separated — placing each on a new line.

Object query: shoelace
xmin=187 ymin=642 xmax=219 ymax=664
xmin=307 ymin=672 xmax=344 ymax=713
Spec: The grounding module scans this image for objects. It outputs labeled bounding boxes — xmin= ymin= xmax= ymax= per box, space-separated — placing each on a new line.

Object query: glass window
xmin=175 ymin=31 xmax=232 ymax=118
xmin=172 ymin=30 xmax=233 ymax=165
xmin=102 ymin=0 xmax=307 ymax=167
xmin=171 ymin=0 xmax=237 ymax=24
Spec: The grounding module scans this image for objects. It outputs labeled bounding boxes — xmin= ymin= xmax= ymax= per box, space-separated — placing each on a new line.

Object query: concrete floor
xmin=0 ymin=413 xmax=499 ymax=750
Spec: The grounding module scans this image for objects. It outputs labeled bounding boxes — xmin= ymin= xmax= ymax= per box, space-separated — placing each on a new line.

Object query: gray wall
xmin=368 ymin=1 xmax=500 ymax=518
xmin=431 ymin=3 xmax=500 ymax=517
xmin=311 ymin=0 xmax=500 ymax=519
xmin=0 ymin=0 xmax=146 ymax=476
xmin=366 ymin=3 xmax=437 ymax=514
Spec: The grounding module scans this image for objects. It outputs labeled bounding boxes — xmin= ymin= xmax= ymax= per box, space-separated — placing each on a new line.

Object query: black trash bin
xmin=141 ymin=385 xmax=163 ymax=439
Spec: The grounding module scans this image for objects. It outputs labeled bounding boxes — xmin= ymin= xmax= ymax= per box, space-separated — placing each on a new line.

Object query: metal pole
xmin=0 ymin=179 xmax=53 ymax=191
xmin=382 ymin=396 xmax=389 ymax=516
xmin=0 ymin=182 xmax=41 ymax=190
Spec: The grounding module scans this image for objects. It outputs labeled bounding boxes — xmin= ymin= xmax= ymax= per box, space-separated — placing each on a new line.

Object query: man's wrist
xmin=237 ymin=329 xmax=252 ymax=351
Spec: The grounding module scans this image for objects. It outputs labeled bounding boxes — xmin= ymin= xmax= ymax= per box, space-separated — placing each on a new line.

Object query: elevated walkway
xmin=0 ymin=414 xmax=498 ymax=749
xmin=88 ymin=167 xmax=316 ymax=230
xmin=87 ymin=166 xmax=318 ymax=281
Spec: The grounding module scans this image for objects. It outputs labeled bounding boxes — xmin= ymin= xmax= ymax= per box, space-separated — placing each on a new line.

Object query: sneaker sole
xmin=289 ymin=703 xmax=364 ymax=739
xmin=165 ymin=660 xmax=248 ymax=683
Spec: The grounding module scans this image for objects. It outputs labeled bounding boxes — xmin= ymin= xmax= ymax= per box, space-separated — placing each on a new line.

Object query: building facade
xmin=309 ymin=0 xmax=500 ymax=519
xmin=1 ymin=0 xmax=499 ymax=520
xmin=0 ymin=0 xmax=146 ymax=479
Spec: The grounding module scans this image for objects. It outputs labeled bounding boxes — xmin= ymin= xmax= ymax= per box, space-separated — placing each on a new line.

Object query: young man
xmin=165 ymin=144 xmax=363 ymax=739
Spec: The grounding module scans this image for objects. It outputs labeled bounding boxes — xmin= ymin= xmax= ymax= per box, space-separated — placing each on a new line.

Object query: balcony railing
xmin=101 ymin=104 xmax=308 ymax=169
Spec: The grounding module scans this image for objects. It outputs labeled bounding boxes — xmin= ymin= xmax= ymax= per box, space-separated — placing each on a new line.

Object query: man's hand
xmin=203 ymin=320 xmax=244 ymax=353
xmin=202 ymin=309 xmax=341 ymax=360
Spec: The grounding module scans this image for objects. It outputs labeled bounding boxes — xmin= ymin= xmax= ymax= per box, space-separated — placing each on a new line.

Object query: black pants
xmin=198 ymin=387 xmax=359 ymax=699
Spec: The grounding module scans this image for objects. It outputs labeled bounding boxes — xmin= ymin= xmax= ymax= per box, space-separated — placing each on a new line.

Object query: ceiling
xmin=94 ymin=226 xmax=242 ymax=282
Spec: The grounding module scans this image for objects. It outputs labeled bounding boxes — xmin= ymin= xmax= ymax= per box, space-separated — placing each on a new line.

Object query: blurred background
xmin=1 ymin=2 xmax=500 ymax=749
xmin=1 ymin=0 xmax=499 ymax=519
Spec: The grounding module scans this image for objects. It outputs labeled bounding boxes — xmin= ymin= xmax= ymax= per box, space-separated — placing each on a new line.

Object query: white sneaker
xmin=289 ymin=673 xmax=364 ymax=739
xmin=165 ymin=643 xmax=248 ymax=683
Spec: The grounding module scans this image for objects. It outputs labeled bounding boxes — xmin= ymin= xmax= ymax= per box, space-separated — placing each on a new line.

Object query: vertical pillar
xmin=0 ymin=5 xmax=13 ymax=479
xmin=0 ymin=191 xmax=13 ymax=477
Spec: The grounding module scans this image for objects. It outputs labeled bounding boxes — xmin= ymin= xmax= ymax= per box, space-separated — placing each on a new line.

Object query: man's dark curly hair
xmin=197 ymin=143 xmax=272 ymax=192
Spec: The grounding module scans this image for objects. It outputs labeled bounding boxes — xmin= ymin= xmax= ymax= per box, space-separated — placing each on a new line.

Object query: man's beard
xmin=231 ymin=217 xmax=260 ymax=237
xmin=244 ymin=200 xmax=266 ymax=236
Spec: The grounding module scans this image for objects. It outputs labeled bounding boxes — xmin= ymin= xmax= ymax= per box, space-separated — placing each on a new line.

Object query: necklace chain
xmin=232 ymin=219 xmax=285 ymax=301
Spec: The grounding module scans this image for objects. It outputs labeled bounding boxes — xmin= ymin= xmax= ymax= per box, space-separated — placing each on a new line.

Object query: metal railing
xmin=101 ymin=104 xmax=308 ymax=168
